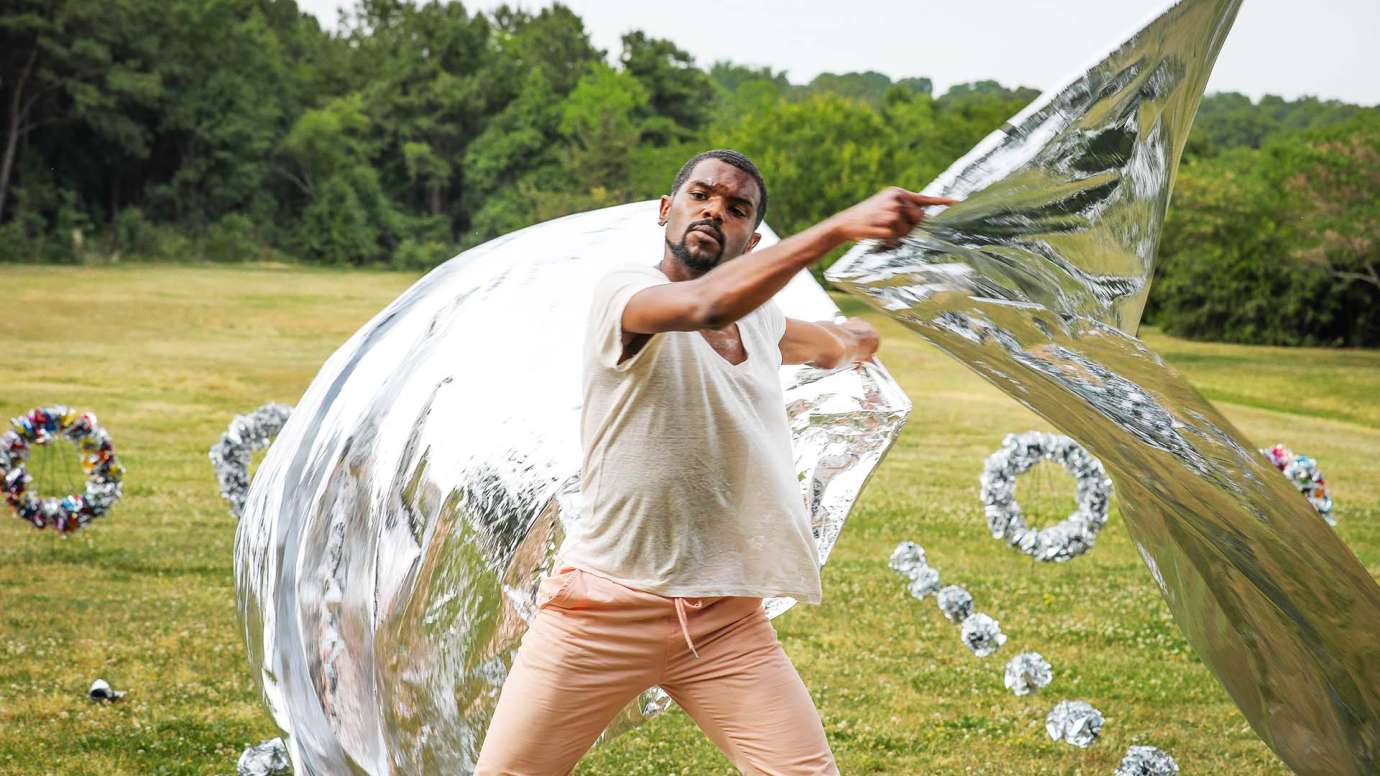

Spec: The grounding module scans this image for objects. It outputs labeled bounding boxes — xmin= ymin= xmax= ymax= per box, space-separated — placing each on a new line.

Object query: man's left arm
xmin=780 ymin=317 xmax=879 ymax=369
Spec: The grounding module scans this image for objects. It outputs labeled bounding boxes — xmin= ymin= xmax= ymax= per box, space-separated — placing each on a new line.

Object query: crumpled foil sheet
xmin=936 ymin=584 xmax=973 ymax=623
xmin=1115 ymin=745 xmax=1180 ymax=776
xmin=1046 ymin=700 xmax=1104 ymax=748
xmin=907 ymin=566 xmax=943 ymax=600
xmin=824 ymin=0 xmax=1380 ymax=772
xmin=238 ymin=738 xmax=291 ymax=776
xmin=1003 ymin=652 xmax=1053 ymax=696
xmin=888 ymin=540 xmax=928 ymax=579
xmin=87 ymin=678 xmax=125 ymax=702
xmin=960 ymin=612 xmax=1007 ymax=658
xmin=234 ymin=201 xmax=911 ymax=774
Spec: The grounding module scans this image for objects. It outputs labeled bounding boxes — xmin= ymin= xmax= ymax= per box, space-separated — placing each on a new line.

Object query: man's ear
xmin=746 ymin=232 xmax=762 ymax=252
xmin=657 ymin=194 xmax=671 ymax=225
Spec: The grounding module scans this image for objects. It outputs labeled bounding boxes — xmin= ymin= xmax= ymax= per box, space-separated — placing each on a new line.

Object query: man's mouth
xmin=688 ymin=225 xmax=722 ymax=244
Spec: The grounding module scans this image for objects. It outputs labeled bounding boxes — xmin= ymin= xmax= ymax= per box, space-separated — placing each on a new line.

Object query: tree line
xmin=2 ymin=0 xmax=1376 ymax=346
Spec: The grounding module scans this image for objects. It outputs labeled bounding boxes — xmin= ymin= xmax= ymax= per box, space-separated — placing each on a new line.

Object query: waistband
xmin=555 ymin=564 xmax=759 ymax=660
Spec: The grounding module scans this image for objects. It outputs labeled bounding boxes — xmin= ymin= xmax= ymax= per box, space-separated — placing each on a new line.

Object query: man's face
xmin=659 ymin=159 xmax=762 ymax=275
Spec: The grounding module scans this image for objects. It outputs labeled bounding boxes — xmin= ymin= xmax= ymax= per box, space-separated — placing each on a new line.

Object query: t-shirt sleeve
xmin=764 ymin=299 xmax=788 ymax=347
xmin=587 ymin=268 xmax=668 ymax=372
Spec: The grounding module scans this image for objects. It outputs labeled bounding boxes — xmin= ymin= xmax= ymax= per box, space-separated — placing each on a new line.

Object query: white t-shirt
xmin=558 ymin=263 xmax=823 ymax=603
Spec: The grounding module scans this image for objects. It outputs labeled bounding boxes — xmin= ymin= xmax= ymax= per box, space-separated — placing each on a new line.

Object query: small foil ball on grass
xmin=889 ymin=539 xmax=943 ymax=600
xmin=1003 ymin=652 xmax=1052 ymax=696
xmin=936 ymin=584 xmax=973 ymax=623
xmin=907 ymin=566 xmax=942 ymax=600
xmin=960 ymin=613 xmax=1007 ymax=657
xmin=889 ymin=540 xmax=928 ymax=579
xmin=1045 ymin=700 xmax=1103 ymax=747
xmin=87 ymin=679 xmax=125 ymax=702
xmin=238 ymin=738 xmax=291 ymax=776
xmin=1115 ymin=745 xmax=1179 ymax=776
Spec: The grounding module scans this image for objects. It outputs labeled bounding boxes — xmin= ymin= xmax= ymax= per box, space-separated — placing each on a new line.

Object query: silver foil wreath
xmin=979 ymin=431 xmax=1112 ymax=562
xmin=209 ymin=403 xmax=292 ymax=520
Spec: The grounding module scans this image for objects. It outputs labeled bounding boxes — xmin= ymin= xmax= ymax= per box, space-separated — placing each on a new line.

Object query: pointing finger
xmin=905 ymin=192 xmax=959 ymax=207
xmin=900 ymin=202 xmax=927 ymax=225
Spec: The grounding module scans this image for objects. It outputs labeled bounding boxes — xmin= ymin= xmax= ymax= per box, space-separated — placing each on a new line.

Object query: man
xmin=476 ymin=149 xmax=952 ymax=775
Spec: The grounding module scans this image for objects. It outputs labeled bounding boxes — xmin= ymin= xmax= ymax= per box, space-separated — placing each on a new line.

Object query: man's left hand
xmin=838 ymin=317 xmax=879 ymax=364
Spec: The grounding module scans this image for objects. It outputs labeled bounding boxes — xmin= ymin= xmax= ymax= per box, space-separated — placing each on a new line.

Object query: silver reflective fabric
xmin=825 ymin=0 xmax=1380 ymax=773
xmin=234 ymin=201 xmax=910 ymax=774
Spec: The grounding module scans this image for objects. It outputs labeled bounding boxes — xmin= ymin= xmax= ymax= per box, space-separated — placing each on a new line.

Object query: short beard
xmin=665 ymin=224 xmax=724 ymax=275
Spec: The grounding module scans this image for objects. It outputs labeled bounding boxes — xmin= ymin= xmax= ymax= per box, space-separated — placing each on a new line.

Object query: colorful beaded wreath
xmin=0 ymin=406 xmax=124 ymax=532
xmin=1261 ymin=443 xmax=1334 ymax=525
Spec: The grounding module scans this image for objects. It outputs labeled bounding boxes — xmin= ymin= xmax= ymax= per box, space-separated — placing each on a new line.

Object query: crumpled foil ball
xmin=960 ymin=613 xmax=1007 ymax=657
xmin=1115 ymin=745 xmax=1180 ymax=776
xmin=209 ymin=403 xmax=293 ymax=520
xmin=888 ymin=540 xmax=928 ymax=579
xmin=1046 ymin=700 xmax=1104 ymax=747
xmin=238 ymin=738 xmax=291 ymax=776
xmin=890 ymin=539 xmax=944 ymax=601
xmin=87 ymin=678 xmax=125 ymax=702
xmin=907 ymin=566 xmax=943 ymax=600
xmin=235 ymin=202 xmax=912 ymax=773
xmin=1003 ymin=652 xmax=1053 ymax=696
xmin=936 ymin=584 xmax=973 ymax=623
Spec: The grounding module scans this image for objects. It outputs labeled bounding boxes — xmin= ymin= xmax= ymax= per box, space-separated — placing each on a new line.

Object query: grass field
xmin=0 ymin=262 xmax=1376 ymax=775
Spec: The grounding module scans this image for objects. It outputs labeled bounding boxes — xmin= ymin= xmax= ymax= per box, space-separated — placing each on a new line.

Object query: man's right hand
xmin=621 ymin=187 xmax=956 ymax=338
xmin=826 ymin=187 xmax=957 ymax=243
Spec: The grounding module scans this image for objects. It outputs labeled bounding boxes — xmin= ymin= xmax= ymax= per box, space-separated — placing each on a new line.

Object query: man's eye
xmin=690 ymin=191 xmax=706 ymax=199
xmin=732 ymin=208 xmax=746 ymax=218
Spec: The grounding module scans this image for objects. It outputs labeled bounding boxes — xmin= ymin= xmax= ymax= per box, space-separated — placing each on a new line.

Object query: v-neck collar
xmin=648 ymin=263 xmax=754 ymax=371
xmin=695 ymin=322 xmax=752 ymax=370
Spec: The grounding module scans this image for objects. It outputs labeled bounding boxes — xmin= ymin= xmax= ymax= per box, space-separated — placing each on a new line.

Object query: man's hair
xmin=670 ymin=149 xmax=768 ymax=227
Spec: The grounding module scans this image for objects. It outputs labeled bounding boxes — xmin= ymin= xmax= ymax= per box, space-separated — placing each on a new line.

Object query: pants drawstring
xmin=674 ymin=597 xmax=703 ymax=659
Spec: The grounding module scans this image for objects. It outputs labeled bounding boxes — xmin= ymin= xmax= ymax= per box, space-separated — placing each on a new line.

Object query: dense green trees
xmin=1150 ymin=111 xmax=1380 ymax=346
xmin=1 ymin=0 xmax=1375 ymax=345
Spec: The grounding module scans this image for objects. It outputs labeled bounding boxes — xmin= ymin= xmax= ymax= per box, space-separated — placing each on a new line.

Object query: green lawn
xmin=0 ymin=263 xmax=1375 ymax=775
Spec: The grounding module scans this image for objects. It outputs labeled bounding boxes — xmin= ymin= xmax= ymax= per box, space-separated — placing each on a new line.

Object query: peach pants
xmin=474 ymin=566 xmax=838 ymax=775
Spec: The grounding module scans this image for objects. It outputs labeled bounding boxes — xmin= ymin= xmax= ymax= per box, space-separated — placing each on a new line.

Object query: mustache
xmin=683 ymin=219 xmax=724 ymax=243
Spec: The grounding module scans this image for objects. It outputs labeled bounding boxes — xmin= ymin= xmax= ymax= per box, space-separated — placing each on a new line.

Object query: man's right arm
xmin=621 ymin=187 xmax=955 ymax=335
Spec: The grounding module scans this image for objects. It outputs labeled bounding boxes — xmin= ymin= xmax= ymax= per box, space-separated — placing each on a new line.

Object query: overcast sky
xmin=299 ymin=0 xmax=1378 ymax=105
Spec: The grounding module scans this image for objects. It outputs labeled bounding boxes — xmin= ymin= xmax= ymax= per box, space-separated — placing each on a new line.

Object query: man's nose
xmin=698 ymin=198 xmax=725 ymax=223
